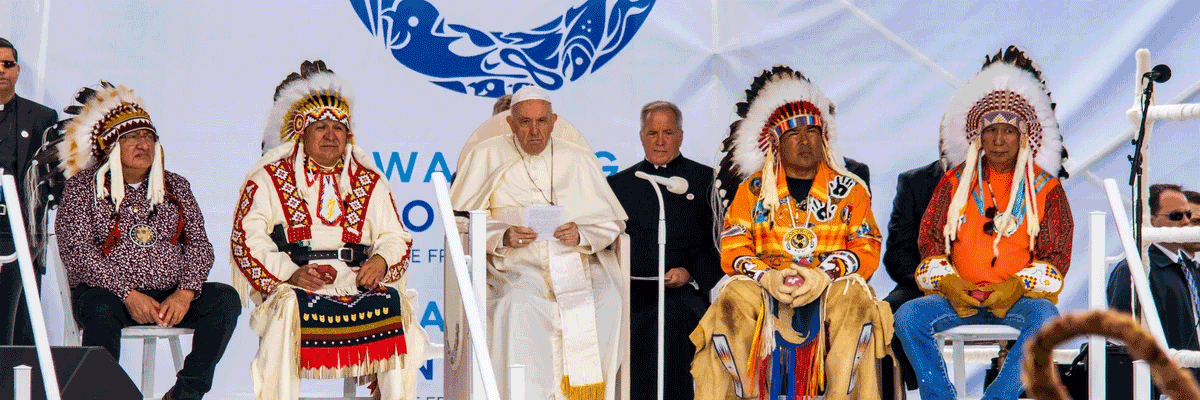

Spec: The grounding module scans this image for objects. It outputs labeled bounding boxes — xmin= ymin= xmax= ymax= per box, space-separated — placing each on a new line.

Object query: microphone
xmin=634 ymin=171 xmax=689 ymax=195
xmin=1144 ymin=64 xmax=1171 ymax=83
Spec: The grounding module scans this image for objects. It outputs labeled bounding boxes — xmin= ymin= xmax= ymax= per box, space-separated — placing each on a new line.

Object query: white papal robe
xmin=452 ymin=135 xmax=627 ymax=400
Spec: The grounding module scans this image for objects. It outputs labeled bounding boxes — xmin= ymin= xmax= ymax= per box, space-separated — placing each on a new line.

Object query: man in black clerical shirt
xmin=608 ymin=101 xmax=721 ymax=400
xmin=0 ymin=37 xmax=60 ymax=346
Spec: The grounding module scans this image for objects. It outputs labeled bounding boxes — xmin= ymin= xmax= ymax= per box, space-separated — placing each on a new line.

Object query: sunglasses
xmin=0 ymin=60 xmax=15 ymax=69
xmin=1157 ymin=210 xmax=1193 ymax=222
xmin=983 ymin=206 xmax=998 ymax=235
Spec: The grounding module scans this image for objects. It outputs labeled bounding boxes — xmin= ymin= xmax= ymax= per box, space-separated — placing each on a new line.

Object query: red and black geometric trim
xmin=265 ymin=159 xmax=313 ymax=242
xmin=232 ymin=181 xmax=284 ymax=295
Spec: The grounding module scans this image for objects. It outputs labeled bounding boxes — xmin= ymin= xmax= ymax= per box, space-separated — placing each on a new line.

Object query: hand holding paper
xmin=524 ymin=205 xmax=564 ymax=241
xmin=554 ymin=222 xmax=580 ymax=246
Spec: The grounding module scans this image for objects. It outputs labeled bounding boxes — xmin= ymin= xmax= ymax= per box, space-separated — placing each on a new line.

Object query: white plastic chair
xmin=120 ymin=326 xmax=192 ymax=400
xmin=934 ymin=324 xmax=1020 ymax=399
xmin=296 ymin=378 xmax=371 ymax=400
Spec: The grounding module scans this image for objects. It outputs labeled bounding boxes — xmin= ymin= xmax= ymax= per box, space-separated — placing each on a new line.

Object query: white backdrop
xmin=4 ymin=0 xmax=1200 ymax=398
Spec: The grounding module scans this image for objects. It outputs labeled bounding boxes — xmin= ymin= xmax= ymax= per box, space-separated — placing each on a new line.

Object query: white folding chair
xmin=120 ymin=326 xmax=192 ymax=400
xmin=935 ymin=324 xmax=1020 ymax=399
xmin=296 ymin=378 xmax=371 ymax=400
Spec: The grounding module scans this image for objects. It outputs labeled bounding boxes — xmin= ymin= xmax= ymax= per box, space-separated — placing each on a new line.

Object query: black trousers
xmin=881 ymin=286 xmax=923 ymax=398
xmin=0 ymin=230 xmax=43 ymax=346
xmin=71 ymin=282 xmax=241 ymax=400
xmin=0 ymin=259 xmax=40 ymax=346
xmin=629 ymin=281 xmax=708 ymax=400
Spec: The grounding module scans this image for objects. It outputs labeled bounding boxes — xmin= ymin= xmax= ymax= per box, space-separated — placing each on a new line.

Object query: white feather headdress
xmin=261 ymin=60 xmax=355 ymax=151
xmin=940 ymin=47 xmax=1062 ymax=176
xmin=939 ymin=46 xmax=1065 ymax=257
xmin=252 ymin=61 xmax=373 ymax=212
xmin=713 ymin=66 xmax=860 ymax=222
xmin=56 ymin=81 xmax=164 ymax=209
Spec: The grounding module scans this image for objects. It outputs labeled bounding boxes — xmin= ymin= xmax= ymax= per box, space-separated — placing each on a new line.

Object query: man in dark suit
xmin=879 ymin=158 xmax=947 ymax=396
xmin=607 ymin=101 xmax=722 ymax=400
xmin=1108 ymin=183 xmax=1200 ymax=384
xmin=1185 ymin=190 xmax=1200 ymax=252
xmin=0 ymin=37 xmax=60 ymax=346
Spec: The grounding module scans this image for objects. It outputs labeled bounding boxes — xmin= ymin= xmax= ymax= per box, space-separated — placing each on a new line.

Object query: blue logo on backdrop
xmin=350 ymin=0 xmax=656 ymax=97
xmin=595 ymin=151 xmax=618 ymax=176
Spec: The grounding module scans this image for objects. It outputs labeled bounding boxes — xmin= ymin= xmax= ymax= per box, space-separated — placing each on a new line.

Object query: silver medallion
xmin=130 ymin=224 xmax=157 ymax=247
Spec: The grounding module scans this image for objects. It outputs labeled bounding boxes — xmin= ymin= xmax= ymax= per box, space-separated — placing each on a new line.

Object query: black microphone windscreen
xmin=1150 ymin=64 xmax=1172 ymax=83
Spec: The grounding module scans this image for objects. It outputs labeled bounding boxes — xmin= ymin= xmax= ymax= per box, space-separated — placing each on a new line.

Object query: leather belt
xmin=285 ymin=244 xmax=370 ymax=266
xmin=270 ymin=224 xmax=371 ymax=267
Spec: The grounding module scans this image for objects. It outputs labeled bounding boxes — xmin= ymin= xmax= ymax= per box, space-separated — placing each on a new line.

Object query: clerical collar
xmin=646 ymin=155 xmax=682 ymax=170
xmin=0 ymin=96 xmax=13 ymax=111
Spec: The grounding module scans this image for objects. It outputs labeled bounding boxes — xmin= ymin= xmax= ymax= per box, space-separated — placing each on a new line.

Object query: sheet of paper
xmin=525 ymin=205 xmax=565 ymax=241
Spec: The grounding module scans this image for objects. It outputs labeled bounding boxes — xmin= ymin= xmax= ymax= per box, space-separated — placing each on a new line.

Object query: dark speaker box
xmin=983 ymin=342 xmax=1134 ymax=399
xmin=0 ymin=345 xmax=141 ymax=400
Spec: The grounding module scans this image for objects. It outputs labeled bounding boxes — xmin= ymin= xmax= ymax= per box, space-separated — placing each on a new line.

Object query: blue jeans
xmin=894 ymin=294 xmax=1058 ymax=400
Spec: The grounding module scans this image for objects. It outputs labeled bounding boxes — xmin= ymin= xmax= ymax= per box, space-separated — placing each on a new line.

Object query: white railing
xmin=1125 ymin=103 xmax=1200 ymax=123
xmin=430 ymin=176 xmax=503 ymax=400
xmin=2 ymin=172 xmax=62 ymax=400
xmin=1087 ymin=211 xmax=1107 ymax=400
xmin=1102 ymin=178 xmax=1163 ymax=399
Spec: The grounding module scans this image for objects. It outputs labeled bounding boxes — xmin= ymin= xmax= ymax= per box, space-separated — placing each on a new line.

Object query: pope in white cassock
xmin=450 ymin=87 xmax=628 ymax=400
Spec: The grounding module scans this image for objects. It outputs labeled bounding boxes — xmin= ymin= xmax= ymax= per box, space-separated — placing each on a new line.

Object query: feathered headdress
xmin=251 ymin=60 xmax=378 ymax=227
xmin=55 ymin=81 xmax=165 ymax=210
xmin=261 ymin=60 xmax=354 ymax=151
xmin=939 ymin=46 xmax=1065 ymax=256
xmin=712 ymin=66 xmax=862 ymax=228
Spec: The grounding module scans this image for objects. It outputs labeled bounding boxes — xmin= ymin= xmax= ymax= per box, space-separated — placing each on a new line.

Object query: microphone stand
xmin=1128 ymin=75 xmax=1157 ymax=254
xmin=634 ymin=171 xmax=667 ymax=400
